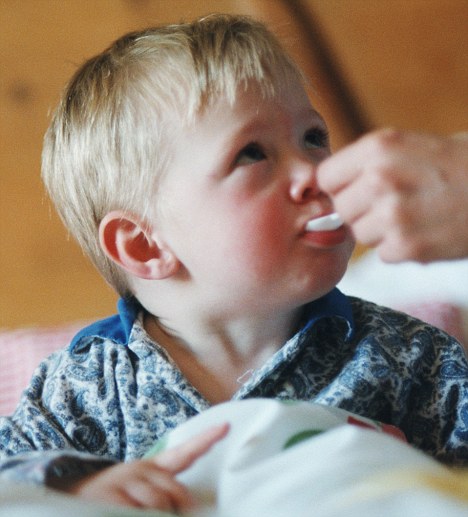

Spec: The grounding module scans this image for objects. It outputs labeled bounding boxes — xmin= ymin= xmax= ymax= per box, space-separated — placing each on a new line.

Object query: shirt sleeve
xmin=0 ymin=348 xmax=117 ymax=486
xmin=403 ymin=329 xmax=468 ymax=466
xmin=0 ymin=449 xmax=115 ymax=486
xmin=315 ymin=299 xmax=468 ymax=466
xmin=353 ymin=300 xmax=468 ymax=465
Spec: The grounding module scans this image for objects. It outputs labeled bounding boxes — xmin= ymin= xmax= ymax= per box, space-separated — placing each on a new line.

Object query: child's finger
xmin=68 ymin=460 xmax=197 ymax=512
xmin=122 ymin=472 xmax=196 ymax=512
xmin=154 ymin=422 xmax=229 ymax=474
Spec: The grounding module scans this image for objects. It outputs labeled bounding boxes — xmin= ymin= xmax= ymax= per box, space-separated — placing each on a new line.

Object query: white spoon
xmin=305 ymin=212 xmax=343 ymax=232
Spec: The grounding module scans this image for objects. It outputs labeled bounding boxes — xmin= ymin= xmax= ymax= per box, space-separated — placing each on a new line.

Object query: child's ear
xmin=99 ymin=211 xmax=179 ymax=280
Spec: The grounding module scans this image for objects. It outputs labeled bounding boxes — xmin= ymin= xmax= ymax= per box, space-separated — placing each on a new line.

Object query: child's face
xmin=154 ymin=81 xmax=354 ymax=316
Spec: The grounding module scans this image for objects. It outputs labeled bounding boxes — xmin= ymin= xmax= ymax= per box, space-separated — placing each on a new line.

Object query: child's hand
xmin=64 ymin=423 xmax=229 ymax=513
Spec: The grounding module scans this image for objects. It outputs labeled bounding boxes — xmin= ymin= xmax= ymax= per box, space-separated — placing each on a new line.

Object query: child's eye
xmin=304 ymin=128 xmax=329 ymax=149
xmin=235 ymin=143 xmax=266 ymax=166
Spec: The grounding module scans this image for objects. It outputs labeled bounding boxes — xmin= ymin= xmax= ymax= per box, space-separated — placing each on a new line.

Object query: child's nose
xmin=289 ymin=163 xmax=320 ymax=203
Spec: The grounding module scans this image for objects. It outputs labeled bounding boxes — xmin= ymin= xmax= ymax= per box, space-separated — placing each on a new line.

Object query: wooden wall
xmin=1 ymin=0 xmax=467 ymax=328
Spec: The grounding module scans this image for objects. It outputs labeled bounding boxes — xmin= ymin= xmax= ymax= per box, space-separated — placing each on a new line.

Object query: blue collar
xmin=300 ymin=287 xmax=354 ymax=339
xmin=70 ymin=297 xmax=140 ymax=352
xmin=70 ymin=288 xmax=354 ymax=352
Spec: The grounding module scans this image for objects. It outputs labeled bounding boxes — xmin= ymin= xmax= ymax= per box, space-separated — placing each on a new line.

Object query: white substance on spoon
xmin=305 ymin=213 xmax=343 ymax=232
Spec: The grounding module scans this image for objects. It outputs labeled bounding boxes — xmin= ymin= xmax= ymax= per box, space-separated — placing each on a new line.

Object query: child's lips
xmin=302 ymin=213 xmax=348 ymax=247
xmin=303 ymin=224 xmax=349 ymax=247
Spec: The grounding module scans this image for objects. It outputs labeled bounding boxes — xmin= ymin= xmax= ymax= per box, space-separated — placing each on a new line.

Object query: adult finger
xmin=317 ymin=146 xmax=363 ymax=195
xmin=319 ymin=128 xmax=426 ymax=196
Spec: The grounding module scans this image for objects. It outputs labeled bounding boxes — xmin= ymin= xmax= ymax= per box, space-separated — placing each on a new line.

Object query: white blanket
xmin=1 ymin=399 xmax=467 ymax=516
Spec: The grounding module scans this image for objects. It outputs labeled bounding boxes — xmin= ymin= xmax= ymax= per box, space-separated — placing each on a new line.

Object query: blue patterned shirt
xmin=0 ymin=289 xmax=467 ymax=486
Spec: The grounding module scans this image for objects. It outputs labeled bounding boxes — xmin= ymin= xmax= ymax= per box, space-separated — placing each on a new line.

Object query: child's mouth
xmin=305 ymin=213 xmax=343 ymax=232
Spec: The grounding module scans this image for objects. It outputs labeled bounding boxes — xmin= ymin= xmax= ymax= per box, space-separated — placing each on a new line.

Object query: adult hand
xmin=318 ymin=129 xmax=468 ymax=263
xmin=64 ymin=423 xmax=229 ymax=513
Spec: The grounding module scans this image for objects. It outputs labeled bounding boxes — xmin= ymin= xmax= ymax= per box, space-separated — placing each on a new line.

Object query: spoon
xmin=305 ymin=213 xmax=343 ymax=232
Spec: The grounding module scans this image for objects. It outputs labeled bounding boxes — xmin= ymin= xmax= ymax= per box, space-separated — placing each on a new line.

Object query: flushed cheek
xmin=225 ymin=214 xmax=291 ymax=278
xmin=168 ymin=213 xmax=269 ymax=282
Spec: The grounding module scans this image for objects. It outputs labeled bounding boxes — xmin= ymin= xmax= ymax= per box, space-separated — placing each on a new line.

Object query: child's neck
xmin=143 ymin=309 xmax=302 ymax=403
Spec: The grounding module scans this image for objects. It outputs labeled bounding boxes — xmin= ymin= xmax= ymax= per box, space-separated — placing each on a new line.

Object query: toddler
xmin=0 ymin=13 xmax=467 ymax=513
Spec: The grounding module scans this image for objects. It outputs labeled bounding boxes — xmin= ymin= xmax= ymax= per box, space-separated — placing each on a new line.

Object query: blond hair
xmin=41 ymin=14 xmax=304 ymax=296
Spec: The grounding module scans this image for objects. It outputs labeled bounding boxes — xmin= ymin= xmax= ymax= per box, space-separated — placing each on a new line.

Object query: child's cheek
xmin=234 ymin=210 xmax=289 ymax=271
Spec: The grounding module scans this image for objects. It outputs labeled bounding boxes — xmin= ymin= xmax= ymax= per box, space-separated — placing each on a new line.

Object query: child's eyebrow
xmin=231 ymin=117 xmax=270 ymax=137
xmin=229 ymin=107 xmax=325 ymax=140
xmin=303 ymin=108 xmax=327 ymax=126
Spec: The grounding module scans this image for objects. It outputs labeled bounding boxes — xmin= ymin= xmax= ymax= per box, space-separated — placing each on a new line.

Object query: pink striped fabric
xmin=0 ymin=322 xmax=85 ymax=416
xmin=396 ymin=302 xmax=466 ymax=348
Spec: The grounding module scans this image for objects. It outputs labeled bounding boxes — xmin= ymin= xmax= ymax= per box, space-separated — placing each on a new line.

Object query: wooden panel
xmin=306 ymin=0 xmax=468 ymax=133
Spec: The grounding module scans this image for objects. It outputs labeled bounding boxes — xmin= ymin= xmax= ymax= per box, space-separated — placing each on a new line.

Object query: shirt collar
xmin=70 ymin=297 xmax=140 ymax=352
xmin=300 ymin=287 xmax=354 ymax=340
xmin=70 ymin=288 xmax=354 ymax=352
